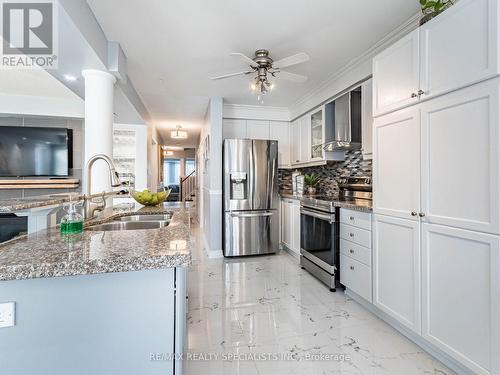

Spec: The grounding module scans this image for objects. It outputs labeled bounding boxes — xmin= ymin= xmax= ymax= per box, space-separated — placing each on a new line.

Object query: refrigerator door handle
xmin=230 ymin=212 xmax=275 ymax=218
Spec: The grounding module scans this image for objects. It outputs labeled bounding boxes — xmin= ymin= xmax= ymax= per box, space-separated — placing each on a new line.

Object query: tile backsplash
xmin=279 ymin=150 xmax=372 ymax=196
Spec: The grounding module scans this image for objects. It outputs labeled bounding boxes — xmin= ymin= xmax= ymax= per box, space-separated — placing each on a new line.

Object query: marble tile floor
xmin=184 ymin=227 xmax=455 ymax=375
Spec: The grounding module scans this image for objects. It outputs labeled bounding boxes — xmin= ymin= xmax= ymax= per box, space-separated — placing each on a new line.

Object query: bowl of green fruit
xmin=130 ymin=189 xmax=171 ymax=206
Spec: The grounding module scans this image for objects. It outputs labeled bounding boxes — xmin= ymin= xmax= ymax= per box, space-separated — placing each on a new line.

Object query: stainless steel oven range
xmin=299 ymin=197 xmax=340 ymax=292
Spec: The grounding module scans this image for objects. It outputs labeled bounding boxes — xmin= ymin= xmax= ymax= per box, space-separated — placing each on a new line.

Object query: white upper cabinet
xmin=270 ymin=121 xmax=291 ymax=167
xmin=420 ymin=0 xmax=499 ymax=100
xmin=373 ymin=107 xmax=421 ymax=220
xmin=223 ymin=119 xmax=246 ymax=139
xmin=373 ymin=30 xmax=420 ymax=117
xmin=291 ymin=119 xmax=301 ymax=164
xmin=299 ymin=115 xmax=311 ymax=164
xmin=421 ymin=224 xmax=500 ymax=375
xmin=420 ymin=80 xmax=500 ymax=234
xmin=373 ymin=214 xmax=421 ymax=334
xmin=309 ymin=107 xmax=324 ymax=161
xmin=246 ymin=120 xmax=270 ymax=140
xmin=361 ymin=79 xmax=373 ymax=159
xmin=373 ymin=0 xmax=500 ymax=117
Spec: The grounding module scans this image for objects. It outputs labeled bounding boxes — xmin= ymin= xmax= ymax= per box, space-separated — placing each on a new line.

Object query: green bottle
xmin=60 ymin=199 xmax=84 ymax=235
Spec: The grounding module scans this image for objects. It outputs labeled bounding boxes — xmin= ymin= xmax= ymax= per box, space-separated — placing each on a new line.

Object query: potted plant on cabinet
xmin=419 ymin=0 xmax=454 ymax=25
xmin=304 ymin=174 xmax=320 ymax=196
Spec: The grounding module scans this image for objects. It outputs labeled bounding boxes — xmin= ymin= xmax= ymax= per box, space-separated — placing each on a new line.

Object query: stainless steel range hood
xmin=323 ymin=86 xmax=362 ymax=151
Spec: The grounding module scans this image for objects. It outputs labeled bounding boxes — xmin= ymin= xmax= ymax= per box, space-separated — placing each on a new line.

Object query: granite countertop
xmin=279 ymin=191 xmax=372 ymax=213
xmin=0 ymin=202 xmax=192 ymax=281
xmin=0 ymin=194 xmax=84 ymax=213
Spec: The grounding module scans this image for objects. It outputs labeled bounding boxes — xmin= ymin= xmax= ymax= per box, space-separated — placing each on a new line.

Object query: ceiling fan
xmin=211 ymin=49 xmax=309 ymax=102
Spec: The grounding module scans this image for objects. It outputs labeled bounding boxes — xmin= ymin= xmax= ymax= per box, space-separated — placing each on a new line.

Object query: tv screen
xmin=0 ymin=126 xmax=72 ymax=177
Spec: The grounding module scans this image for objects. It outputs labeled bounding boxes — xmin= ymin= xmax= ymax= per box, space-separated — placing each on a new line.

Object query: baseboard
xmin=280 ymin=243 xmax=300 ymax=260
xmin=345 ymin=289 xmax=475 ymax=375
xmin=201 ymin=232 xmax=223 ymax=259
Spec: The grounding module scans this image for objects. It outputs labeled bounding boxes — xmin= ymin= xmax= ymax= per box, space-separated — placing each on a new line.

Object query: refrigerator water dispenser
xmin=230 ymin=172 xmax=247 ymax=200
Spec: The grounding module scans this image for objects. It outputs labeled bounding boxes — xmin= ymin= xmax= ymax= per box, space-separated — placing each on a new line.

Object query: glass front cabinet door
xmin=310 ymin=107 xmax=324 ymax=160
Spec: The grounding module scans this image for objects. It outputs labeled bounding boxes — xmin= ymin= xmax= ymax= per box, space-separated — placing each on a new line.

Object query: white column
xmin=82 ymin=69 xmax=116 ymax=195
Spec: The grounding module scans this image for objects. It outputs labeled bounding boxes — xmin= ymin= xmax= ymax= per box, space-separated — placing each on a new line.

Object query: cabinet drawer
xmin=340 ymin=209 xmax=372 ymax=231
xmin=340 ymin=223 xmax=371 ymax=248
xmin=340 ymin=239 xmax=371 ymax=267
xmin=340 ymin=255 xmax=372 ymax=302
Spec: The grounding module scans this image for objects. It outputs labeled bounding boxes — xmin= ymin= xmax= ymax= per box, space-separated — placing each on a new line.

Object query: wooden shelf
xmin=0 ymin=179 xmax=80 ymax=190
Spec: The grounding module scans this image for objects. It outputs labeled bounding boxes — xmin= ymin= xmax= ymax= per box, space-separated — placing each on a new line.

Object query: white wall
xmin=0 ymin=93 xmax=84 ymax=118
xmin=198 ymin=97 xmax=223 ymax=257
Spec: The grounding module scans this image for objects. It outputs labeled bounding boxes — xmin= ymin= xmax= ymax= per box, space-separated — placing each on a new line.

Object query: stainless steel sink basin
xmin=86 ymin=221 xmax=169 ymax=231
xmin=118 ymin=214 xmax=171 ymax=222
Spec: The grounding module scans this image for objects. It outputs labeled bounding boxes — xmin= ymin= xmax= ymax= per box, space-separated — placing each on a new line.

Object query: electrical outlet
xmin=0 ymin=302 xmax=15 ymax=328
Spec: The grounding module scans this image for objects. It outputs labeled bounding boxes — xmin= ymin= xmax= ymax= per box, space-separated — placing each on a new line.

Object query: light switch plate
xmin=0 ymin=302 xmax=15 ymax=328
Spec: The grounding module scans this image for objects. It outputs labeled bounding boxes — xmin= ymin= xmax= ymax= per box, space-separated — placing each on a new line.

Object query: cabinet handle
xmin=349 ymin=233 xmax=354 ymax=238
xmin=349 ymin=216 xmax=354 ymax=221
xmin=350 ymin=266 xmax=355 ymax=270
xmin=411 ymin=92 xmax=418 ymax=98
xmin=349 ymin=249 xmax=354 ymax=254
xmin=419 ymin=212 xmax=426 ymax=218
xmin=411 ymin=211 xmax=418 ymax=217
xmin=418 ymin=89 xmax=426 ymax=96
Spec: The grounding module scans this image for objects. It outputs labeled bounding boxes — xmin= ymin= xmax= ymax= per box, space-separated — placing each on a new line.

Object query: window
xmin=164 ymin=159 xmax=180 ymax=187
xmin=186 ymin=158 xmax=196 ymax=175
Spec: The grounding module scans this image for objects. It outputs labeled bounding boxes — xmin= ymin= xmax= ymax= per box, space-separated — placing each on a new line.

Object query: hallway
xmin=184 ymin=227 xmax=454 ymax=375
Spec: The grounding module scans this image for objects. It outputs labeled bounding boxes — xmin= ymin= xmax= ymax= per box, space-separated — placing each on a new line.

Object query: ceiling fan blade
xmin=277 ymin=70 xmax=308 ymax=83
xmin=273 ymin=52 xmax=310 ymax=69
xmin=229 ymin=52 xmax=257 ymax=67
xmin=211 ymin=71 xmax=252 ymax=80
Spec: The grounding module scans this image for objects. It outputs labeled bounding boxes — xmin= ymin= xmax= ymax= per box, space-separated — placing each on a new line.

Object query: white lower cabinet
xmin=280 ymin=198 xmax=300 ymax=256
xmin=373 ymin=214 xmax=421 ymax=334
xmin=340 ymin=209 xmax=373 ymax=303
xmin=422 ymin=224 xmax=500 ymax=375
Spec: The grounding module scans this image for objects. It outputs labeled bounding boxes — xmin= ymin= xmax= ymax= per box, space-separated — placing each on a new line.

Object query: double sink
xmin=86 ymin=214 xmax=171 ymax=232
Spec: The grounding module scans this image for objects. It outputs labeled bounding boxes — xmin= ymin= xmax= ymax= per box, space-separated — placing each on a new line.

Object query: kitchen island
xmin=0 ymin=202 xmax=191 ymax=375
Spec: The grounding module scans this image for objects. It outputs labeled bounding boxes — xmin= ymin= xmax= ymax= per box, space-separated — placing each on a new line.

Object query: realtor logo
xmin=0 ymin=0 xmax=58 ymax=68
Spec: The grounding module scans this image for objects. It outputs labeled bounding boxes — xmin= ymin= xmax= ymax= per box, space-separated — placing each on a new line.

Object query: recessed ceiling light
xmin=64 ymin=74 xmax=78 ymax=82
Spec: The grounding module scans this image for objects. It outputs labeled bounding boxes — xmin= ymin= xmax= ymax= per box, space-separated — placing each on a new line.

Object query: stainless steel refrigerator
xmin=223 ymin=139 xmax=279 ymax=257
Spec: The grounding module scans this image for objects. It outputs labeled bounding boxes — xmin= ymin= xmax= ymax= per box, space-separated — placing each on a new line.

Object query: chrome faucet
xmin=83 ymin=154 xmax=122 ymax=219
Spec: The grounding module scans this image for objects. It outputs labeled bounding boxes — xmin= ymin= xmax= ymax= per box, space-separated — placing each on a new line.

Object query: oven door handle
xmin=300 ymin=208 xmax=334 ymax=224
xmin=231 ymin=212 xmax=274 ymax=218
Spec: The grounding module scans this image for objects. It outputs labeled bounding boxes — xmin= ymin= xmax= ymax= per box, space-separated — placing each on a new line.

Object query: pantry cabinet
xmin=373 ymin=214 xmax=421 ymax=334
xmin=372 ymin=30 xmax=420 ymax=117
xmin=420 ymin=80 xmax=500 ymax=234
xmin=373 ymin=107 xmax=420 ymax=221
xmin=374 ymin=80 xmax=500 ymax=235
xmin=421 ymin=223 xmax=500 ymax=375
xmin=373 ymin=0 xmax=500 ymax=117
xmin=419 ymin=0 xmax=499 ymax=101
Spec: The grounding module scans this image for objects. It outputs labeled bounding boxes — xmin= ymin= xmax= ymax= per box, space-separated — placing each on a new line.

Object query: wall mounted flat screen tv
xmin=0 ymin=126 xmax=73 ymax=177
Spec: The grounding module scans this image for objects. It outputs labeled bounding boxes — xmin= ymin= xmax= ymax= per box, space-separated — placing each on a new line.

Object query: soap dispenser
xmin=60 ymin=197 xmax=84 ymax=234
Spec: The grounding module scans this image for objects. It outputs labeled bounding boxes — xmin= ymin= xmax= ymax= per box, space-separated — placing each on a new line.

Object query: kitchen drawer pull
xmin=349 ymin=216 xmax=354 ymax=221
xmin=411 ymin=211 xmax=418 ymax=217
xmin=411 ymin=92 xmax=418 ymax=98
xmin=419 ymin=212 xmax=426 ymax=218
xmin=349 ymin=233 xmax=354 ymax=238
xmin=350 ymin=266 xmax=355 ymax=270
xmin=349 ymin=249 xmax=354 ymax=254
